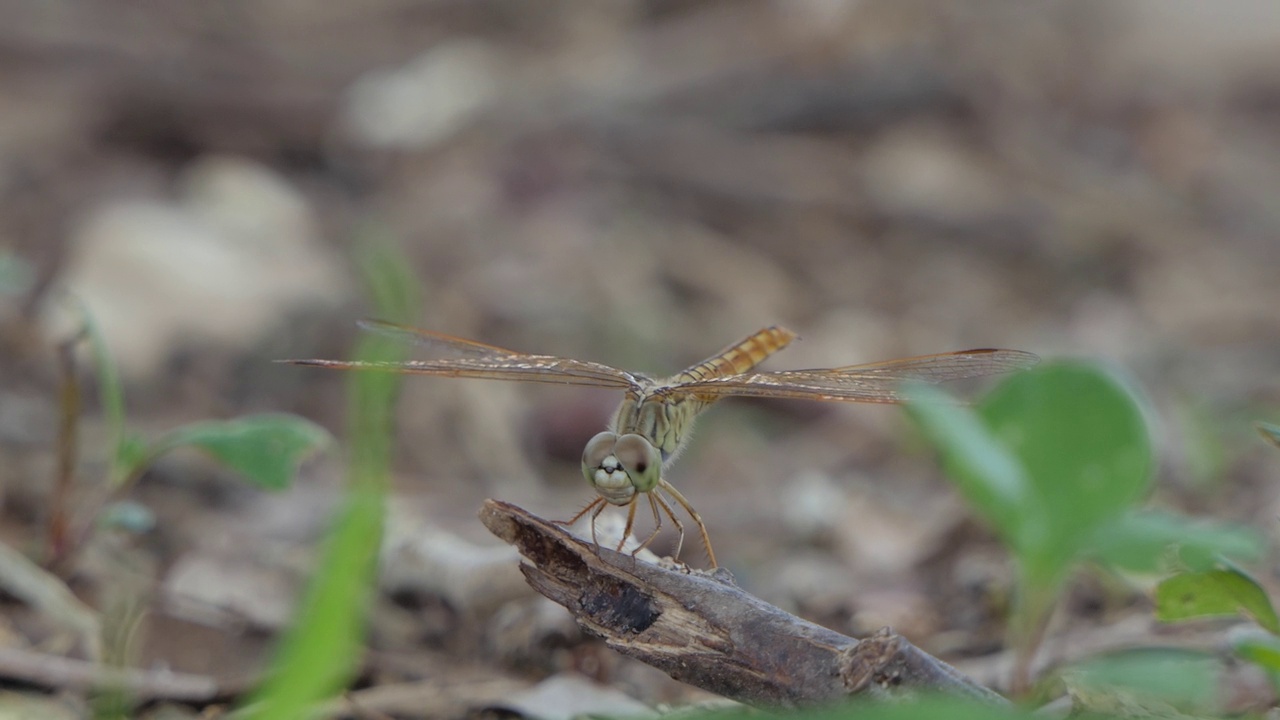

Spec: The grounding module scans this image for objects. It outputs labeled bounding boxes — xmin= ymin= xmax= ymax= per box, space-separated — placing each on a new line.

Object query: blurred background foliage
xmin=0 ymin=1 xmax=1279 ymax=716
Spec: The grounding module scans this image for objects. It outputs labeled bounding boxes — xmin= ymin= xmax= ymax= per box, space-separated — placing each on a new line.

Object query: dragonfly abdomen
xmin=676 ymin=326 xmax=797 ymax=383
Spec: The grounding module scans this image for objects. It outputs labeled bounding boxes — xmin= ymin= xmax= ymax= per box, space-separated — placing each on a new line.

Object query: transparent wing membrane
xmin=667 ymin=349 xmax=1040 ymax=403
xmin=284 ymin=319 xmax=641 ymax=389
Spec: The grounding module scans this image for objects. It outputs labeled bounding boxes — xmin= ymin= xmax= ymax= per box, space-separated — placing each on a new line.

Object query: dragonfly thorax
xmin=582 ymin=431 xmax=663 ymax=505
xmin=610 ymin=389 xmax=707 ymax=463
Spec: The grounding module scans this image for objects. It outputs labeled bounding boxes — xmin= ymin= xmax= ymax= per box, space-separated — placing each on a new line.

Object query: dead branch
xmin=479 ymin=500 xmax=1007 ymax=709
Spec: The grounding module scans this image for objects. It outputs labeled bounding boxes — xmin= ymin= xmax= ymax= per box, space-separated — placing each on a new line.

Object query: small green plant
xmin=907 ymin=362 xmax=1260 ymax=697
xmin=46 ymin=303 xmax=331 ymax=570
xmin=1145 ymin=422 xmax=1280 ymax=694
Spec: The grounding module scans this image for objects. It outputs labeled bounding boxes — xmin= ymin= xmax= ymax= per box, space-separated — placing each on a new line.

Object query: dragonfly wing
xmin=664 ymin=349 xmax=1039 ymax=403
xmin=283 ymin=319 xmax=642 ymax=389
xmin=357 ymin=319 xmax=525 ymax=359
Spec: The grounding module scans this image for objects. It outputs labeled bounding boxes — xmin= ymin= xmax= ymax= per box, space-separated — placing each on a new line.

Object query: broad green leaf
xmin=905 ymin=383 xmax=1025 ymax=545
xmin=1232 ymin=629 xmax=1280 ymax=691
xmin=979 ymin=363 xmax=1152 ymax=586
xmin=1063 ymin=648 xmax=1219 ymax=715
xmin=1259 ymin=422 xmax=1280 ymax=450
xmin=152 ymin=414 xmax=331 ymax=491
xmin=1156 ymin=567 xmax=1280 ymax=633
xmin=1086 ymin=508 xmax=1264 ymax=574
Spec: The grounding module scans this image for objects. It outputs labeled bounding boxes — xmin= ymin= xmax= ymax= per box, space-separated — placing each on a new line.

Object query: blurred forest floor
xmin=1 ymin=1 xmax=1279 ymax=716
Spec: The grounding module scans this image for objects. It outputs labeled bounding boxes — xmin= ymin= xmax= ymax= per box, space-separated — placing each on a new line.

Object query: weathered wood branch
xmin=479 ymin=500 xmax=1006 ymax=709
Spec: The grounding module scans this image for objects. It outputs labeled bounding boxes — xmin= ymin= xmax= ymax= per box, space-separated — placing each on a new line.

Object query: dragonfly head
xmin=582 ymin=431 xmax=662 ymax=505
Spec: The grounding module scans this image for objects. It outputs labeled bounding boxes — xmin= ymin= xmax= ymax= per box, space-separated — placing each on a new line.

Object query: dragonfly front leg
xmin=560 ymin=496 xmax=605 ymax=529
xmin=558 ymin=497 xmax=607 ymax=555
xmin=632 ymin=492 xmax=665 ymax=559
xmin=659 ymin=479 xmax=717 ymax=568
xmin=590 ymin=501 xmax=609 ymax=551
xmin=652 ymin=490 xmax=685 ymax=561
xmin=617 ymin=498 xmax=640 ymax=553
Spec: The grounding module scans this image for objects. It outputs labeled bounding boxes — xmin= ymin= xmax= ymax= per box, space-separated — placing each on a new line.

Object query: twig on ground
xmin=0 ymin=646 xmax=229 ymax=702
xmin=479 ymin=499 xmax=1007 ymax=709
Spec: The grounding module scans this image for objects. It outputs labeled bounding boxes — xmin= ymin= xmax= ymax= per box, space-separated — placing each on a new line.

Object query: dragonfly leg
xmin=559 ymin=496 xmax=605 ymax=528
xmin=617 ymin=498 xmax=639 ymax=552
xmin=652 ymin=490 xmax=685 ymax=561
xmin=658 ymin=480 xmax=717 ymax=568
xmin=631 ymin=493 xmax=664 ymax=559
xmin=589 ymin=500 xmax=609 ymax=545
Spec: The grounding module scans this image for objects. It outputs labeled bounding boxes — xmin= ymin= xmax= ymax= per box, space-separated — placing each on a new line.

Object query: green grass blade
xmin=354 ymin=231 xmax=422 ymax=328
xmin=242 ymin=354 xmax=398 ymax=719
xmin=78 ymin=303 xmax=135 ymax=486
xmin=244 ymin=238 xmax=418 ymax=719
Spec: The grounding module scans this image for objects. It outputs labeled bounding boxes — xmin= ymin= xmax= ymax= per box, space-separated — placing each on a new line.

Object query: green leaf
xmin=905 ymin=383 xmax=1026 ymax=547
xmin=1232 ymin=629 xmax=1280 ymax=692
xmin=152 ymin=414 xmax=331 ymax=491
xmin=979 ymin=362 xmax=1152 ymax=587
xmin=1063 ymin=648 xmax=1219 ymax=715
xmin=1086 ymin=509 xmax=1264 ymax=574
xmin=1156 ymin=567 xmax=1280 ymax=633
xmin=1259 ymin=422 xmax=1280 ymax=450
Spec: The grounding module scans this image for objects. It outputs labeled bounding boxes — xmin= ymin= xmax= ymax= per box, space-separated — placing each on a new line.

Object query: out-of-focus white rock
xmin=780 ymin=470 xmax=848 ymax=545
xmin=490 ymin=673 xmax=656 ymax=720
xmin=381 ymin=524 xmax=529 ymax=620
xmin=43 ymin=155 xmax=348 ymax=379
xmin=342 ymin=39 xmax=503 ymax=151
xmin=163 ymin=550 xmax=297 ymax=630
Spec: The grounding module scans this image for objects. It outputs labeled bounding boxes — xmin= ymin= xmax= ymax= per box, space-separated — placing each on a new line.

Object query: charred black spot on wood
xmin=580 ymin=577 xmax=660 ymax=634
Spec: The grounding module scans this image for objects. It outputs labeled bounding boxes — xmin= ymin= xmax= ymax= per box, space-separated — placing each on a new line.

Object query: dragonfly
xmin=285 ymin=320 xmax=1038 ymax=568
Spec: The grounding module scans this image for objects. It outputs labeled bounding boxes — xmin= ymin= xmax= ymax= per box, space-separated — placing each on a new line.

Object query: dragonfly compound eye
xmin=583 ymin=431 xmax=637 ymax=504
xmin=582 ymin=431 xmax=619 ymax=480
xmin=614 ymin=433 xmax=662 ymax=493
